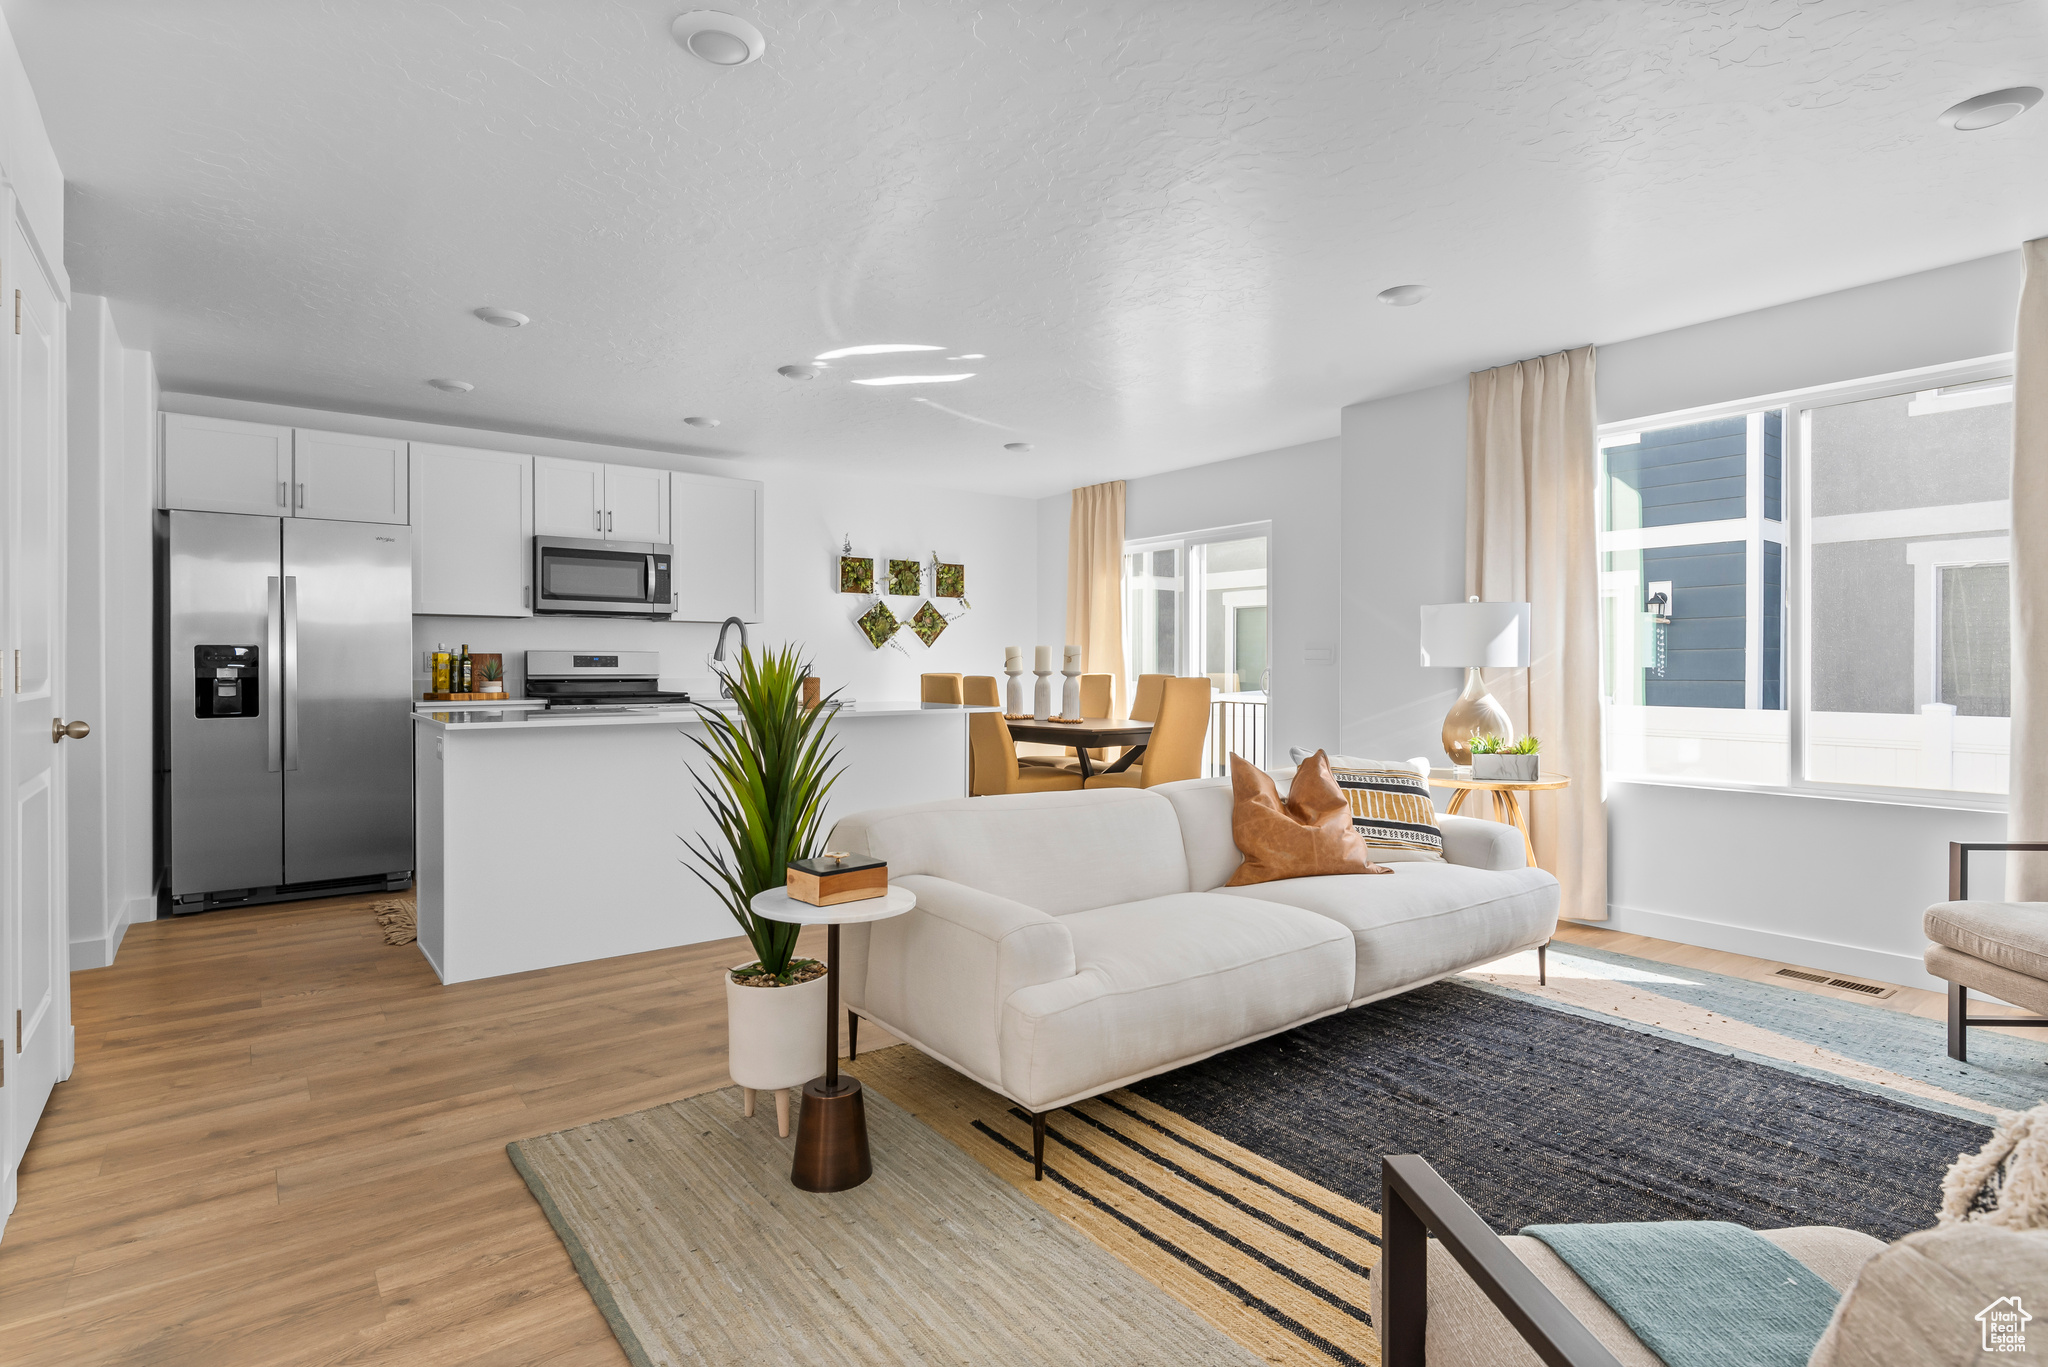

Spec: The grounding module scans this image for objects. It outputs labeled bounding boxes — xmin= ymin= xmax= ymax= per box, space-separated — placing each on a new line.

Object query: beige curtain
xmin=1066 ymin=481 xmax=1128 ymax=719
xmin=2013 ymin=240 xmax=2048 ymax=899
xmin=1467 ymin=346 xmax=1607 ymax=921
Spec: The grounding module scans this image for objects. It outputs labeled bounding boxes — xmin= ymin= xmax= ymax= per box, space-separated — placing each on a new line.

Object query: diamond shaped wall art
xmin=855 ymin=600 xmax=899 ymax=649
xmin=910 ymin=601 xmax=948 ymax=647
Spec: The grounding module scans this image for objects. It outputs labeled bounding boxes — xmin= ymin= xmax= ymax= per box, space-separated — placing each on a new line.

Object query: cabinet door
xmin=603 ymin=464 xmax=669 ymax=543
xmin=162 ymin=413 xmax=293 ymax=516
xmin=533 ymin=456 xmax=605 ymax=537
xmin=670 ymin=472 xmax=763 ymax=622
xmin=411 ymin=444 xmax=533 ymax=617
xmin=293 ymin=429 xmax=409 ymax=524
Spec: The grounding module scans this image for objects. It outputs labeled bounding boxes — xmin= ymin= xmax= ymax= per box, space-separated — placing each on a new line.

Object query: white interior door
xmin=3 ymin=214 xmax=71 ymax=1232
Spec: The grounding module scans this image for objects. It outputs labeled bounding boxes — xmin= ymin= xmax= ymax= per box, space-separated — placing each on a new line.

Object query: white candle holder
xmin=1032 ymin=663 xmax=1054 ymax=721
xmin=1004 ymin=652 xmax=1027 ymax=715
xmin=1061 ymin=648 xmax=1082 ymax=719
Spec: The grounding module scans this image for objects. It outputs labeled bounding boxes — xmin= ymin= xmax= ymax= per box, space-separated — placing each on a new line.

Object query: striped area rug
xmin=845 ymin=1045 xmax=1385 ymax=1367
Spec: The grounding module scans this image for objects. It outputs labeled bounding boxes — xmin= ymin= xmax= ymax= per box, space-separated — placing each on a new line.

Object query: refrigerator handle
xmin=266 ymin=576 xmax=284 ymax=773
xmin=283 ymin=575 xmax=301 ymax=772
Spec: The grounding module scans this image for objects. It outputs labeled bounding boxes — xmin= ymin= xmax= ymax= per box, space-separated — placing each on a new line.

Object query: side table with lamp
xmin=751 ymin=854 xmax=916 ymax=1193
xmin=1420 ymin=598 xmax=1556 ymax=983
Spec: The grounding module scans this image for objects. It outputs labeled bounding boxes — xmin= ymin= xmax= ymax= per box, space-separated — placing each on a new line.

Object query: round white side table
xmin=748 ymin=885 xmax=916 ymax=1192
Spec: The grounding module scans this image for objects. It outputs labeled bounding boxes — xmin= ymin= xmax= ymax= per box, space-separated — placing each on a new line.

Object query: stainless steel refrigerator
xmin=162 ymin=511 xmax=414 ymax=912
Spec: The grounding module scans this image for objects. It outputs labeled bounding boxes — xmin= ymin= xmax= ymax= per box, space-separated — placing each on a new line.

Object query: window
xmin=1123 ymin=524 xmax=1270 ymax=771
xmin=1599 ymin=362 xmax=2012 ymax=802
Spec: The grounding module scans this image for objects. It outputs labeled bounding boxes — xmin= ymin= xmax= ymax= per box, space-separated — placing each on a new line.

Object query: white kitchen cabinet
xmin=603 ymin=463 xmax=669 ymax=543
xmin=293 ymin=429 xmax=408 ymax=524
xmin=411 ymin=443 xmax=533 ymax=617
xmin=162 ymin=413 xmax=293 ymax=516
xmin=533 ymin=456 xmax=605 ymax=538
xmin=670 ymin=471 xmax=763 ymax=623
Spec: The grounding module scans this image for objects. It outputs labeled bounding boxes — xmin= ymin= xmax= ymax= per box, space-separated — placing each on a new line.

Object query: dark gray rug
xmin=1134 ymin=980 xmax=1987 ymax=1241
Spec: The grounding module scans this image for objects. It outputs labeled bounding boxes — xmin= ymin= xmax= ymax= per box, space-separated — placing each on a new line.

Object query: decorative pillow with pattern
xmin=1329 ymin=760 xmax=1443 ymax=861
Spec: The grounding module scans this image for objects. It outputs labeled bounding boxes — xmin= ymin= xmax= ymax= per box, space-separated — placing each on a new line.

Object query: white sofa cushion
xmin=1216 ymin=862 xmax=1559 ymax=1002
xmin=998 ymin=892 xmax=1355 ymax=1110
xmin=829 ymin=788 xmax=1191 ymax=914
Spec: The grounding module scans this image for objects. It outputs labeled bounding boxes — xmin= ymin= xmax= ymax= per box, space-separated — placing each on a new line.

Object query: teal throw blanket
xmin=1520 ymin=1221 xmax=1841 ymax=1367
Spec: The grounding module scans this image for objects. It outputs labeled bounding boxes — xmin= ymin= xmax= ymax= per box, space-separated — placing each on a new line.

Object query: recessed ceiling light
xmin=1004 ymin=442 xmax=1034 ymax=452
xmin=949 ymin=354 xmax=986 ymax=360
xmin=1938 ymin=86 xmax=2042 ymax=130
xmin=671 ymin=11 xmax=766 ymax=67
xmin=1376 ymin=284 xmax=1431 ymax=307
xmin=683 ymin=416 xmax=722 ymax=427
xmin=474 ymin=307 xmax=528 ymax=328
xmin=814 ymin=343 xmax=944 ymax=360
xmin=850 ymin=373 xmax=976 ymax=386
xmin=777 ymin=364 xmax=821 ymax=380
xmin=426 ymin=378 xmax=474 ymax=392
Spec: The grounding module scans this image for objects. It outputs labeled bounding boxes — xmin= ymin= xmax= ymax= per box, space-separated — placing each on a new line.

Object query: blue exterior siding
xmin=1763 ymin=410 xmax=1783 ymax=523
xmin=1607 ymin=416 xmax=1747 ymax=527
xmin=1762 ymin=539 xmax=1784 ymax=710
xmin=1643 ymin=540 xmax=1746 ymax=709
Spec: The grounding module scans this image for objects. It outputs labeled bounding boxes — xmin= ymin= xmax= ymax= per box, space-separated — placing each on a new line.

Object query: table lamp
xmin=1419 ymin=598 xmax=1531 ymax=765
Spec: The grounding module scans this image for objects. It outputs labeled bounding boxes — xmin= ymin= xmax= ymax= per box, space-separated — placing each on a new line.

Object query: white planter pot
xmin=1471 ymin=753 xmax=1539 ymax=782
xmin=725 ymin=962 xmax=828 ymax=1093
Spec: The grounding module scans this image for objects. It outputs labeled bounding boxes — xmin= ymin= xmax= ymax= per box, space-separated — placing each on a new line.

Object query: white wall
xmin=1033 ymin=438 xmax=1345 ymax=759
xmin=1336 ymin=380 xmax=1468 ymax=763
xmin=161 ymin=394 xmax=1041 ymax=707
xmin=1332 ymin=251 xmax=2026 ymax=989
xmin=66 ymin=295 xmax=157 ymax=970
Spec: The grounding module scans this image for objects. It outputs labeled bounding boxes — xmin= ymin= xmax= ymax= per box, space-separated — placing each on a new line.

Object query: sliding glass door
xmin=1123 ymin=524 xmax=1270 ymax=773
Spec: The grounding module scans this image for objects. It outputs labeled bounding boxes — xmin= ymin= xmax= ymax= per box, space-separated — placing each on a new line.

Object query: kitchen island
xmin=412 ymin=701 xmax=986 ymax=984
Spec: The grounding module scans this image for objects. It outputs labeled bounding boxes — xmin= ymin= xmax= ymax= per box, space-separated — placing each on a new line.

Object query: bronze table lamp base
xmin=791 ymin=1076 xmax=872 ymax=1192
xmin=1442 ymin=666 xmax=1513 ymax=766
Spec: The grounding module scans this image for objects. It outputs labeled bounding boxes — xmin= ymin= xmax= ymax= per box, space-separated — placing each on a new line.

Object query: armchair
xmin=1924 ymin=841 xmax=2048 ymax=1062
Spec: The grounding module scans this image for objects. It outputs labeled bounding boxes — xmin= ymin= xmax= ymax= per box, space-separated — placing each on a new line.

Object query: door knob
xmin=52 ymin=718 xmax=90 ymax=742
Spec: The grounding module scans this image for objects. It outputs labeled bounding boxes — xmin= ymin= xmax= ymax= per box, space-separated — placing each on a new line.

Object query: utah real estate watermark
xmin=1980 ymin=1296 xmax=2032 ymax=1353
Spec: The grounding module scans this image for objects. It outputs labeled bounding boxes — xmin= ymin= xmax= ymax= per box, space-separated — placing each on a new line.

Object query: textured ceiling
xmin=8 ymin=0 xmax=2047 ymax=496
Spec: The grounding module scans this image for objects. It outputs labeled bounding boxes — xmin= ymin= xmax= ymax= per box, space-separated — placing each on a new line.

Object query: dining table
xmin=1003 ymin=716 xmax=1153 ymax=779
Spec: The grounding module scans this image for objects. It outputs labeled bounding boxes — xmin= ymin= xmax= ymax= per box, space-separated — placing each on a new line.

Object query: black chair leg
xmin=1032 ymin=1110 xmax=1048 ymax=1180
xmin=1949 ymin=983 xmax=1968 ymax=1063
xmin=847 ymin=1010 xmax=858 ymax=1062
xmin=1538 ymin=941 xmax=1548 ymax=987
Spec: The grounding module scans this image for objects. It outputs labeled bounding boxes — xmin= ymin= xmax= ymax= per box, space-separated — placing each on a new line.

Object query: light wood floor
xmin=0 ymin=895 xmax=2020 ymax=1365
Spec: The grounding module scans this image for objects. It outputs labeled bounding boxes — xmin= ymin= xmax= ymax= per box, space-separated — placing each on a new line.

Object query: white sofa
xmin=829 ymin=776 xmax=1560 ymax=1176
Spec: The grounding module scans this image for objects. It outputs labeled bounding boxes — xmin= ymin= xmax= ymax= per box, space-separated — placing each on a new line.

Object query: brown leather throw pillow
xmin=1225 ymin=750 xmax=1392 ymax=887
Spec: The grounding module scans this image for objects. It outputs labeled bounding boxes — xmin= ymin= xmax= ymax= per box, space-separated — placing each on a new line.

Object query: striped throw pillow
xmin=1329 ymin=761 xmax=1443 ymax=861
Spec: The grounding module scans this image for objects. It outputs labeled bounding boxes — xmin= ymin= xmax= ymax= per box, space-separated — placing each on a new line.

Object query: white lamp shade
xmin=1420 ymin=601 xmax=1530 ymax=668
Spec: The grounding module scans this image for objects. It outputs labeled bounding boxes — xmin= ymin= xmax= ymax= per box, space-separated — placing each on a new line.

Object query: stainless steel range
xmin=523 ymin=650 xmax=692 ymax=710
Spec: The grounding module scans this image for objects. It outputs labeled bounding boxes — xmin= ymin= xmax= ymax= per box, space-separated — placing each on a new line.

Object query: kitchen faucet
xmin=713 ymin=617 xmax=749 ymax=698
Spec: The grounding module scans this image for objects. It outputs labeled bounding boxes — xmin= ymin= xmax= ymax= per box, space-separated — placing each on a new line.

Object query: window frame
xmin=1598 ymin=352 xmax=2014 ymax=813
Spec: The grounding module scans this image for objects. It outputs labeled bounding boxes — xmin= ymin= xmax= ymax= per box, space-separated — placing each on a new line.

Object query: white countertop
xmin=413 ymin=700 xmax=996 ymax=730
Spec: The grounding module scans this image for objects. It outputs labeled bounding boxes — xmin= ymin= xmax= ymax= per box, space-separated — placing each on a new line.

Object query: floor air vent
xmin=1772 ymin=966 xmax=1898 ymax=1000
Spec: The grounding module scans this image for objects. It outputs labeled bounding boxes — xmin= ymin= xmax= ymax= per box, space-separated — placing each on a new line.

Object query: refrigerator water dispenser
xmin=193 ymin=643 xmax=260 ymax=718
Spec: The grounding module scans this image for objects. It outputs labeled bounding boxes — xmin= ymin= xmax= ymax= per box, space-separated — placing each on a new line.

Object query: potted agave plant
xmin=1470 ymin=733 xmax=1540 ymax=782
xmin=682 ymin=646 xmax=843 ymax=1139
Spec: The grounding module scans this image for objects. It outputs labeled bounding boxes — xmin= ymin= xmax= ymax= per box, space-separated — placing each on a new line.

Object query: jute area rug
xmin=506 ymin=1082 xmax=1263 ymax=1367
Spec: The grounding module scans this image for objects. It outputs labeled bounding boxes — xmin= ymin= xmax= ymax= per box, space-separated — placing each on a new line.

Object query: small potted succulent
xmin=683 ymin=645 xmax=844 ymax=1138
xmin=478 ymin=658 xmax=505 ymax=695
xmin=1470 ymin=733 xmax=1539 ymax=781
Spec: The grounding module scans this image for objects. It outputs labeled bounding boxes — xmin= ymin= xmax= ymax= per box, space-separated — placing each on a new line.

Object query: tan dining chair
xmin=969 ymin=712 xmax=1084 ymax=795
xmin=962 ymin=675 xmax=1000 ymax=707
xmin=1084 ymin=677 xmax=1211 ymax=789
xmin=1130 ymin=673 xmax=1169 ymax=722
xmin=920 ymin=672 xmax=964 ymax=704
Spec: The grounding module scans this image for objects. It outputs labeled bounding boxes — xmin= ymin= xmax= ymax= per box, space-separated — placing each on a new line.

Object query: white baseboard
xmin=1595 ymin=903 xmax=1946 ymax=994
xmin=69 ymin=896 xmax=157 ymax=972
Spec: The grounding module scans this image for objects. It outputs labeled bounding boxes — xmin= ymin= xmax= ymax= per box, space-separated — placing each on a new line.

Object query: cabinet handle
xmin=278 ymin=481 xmax=289 ymax=507
xmin=295 ymin=482 xmax=305 ymax=509
xmin=594 ymin=509 xmax=602 ymax=532
xmin=606 ymin=510 xmax=613 ymax=534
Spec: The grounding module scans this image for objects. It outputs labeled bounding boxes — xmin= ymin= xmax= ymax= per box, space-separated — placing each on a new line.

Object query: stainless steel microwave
xmin=532 ymin=536 xmax=673 ymax=618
